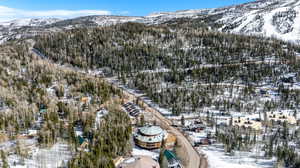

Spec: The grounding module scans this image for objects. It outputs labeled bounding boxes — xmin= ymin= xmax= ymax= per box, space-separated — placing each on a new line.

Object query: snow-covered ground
xmin=94 ymin=66 xmax=297 ymax=168
xmin=132 ymin=147 xmax=159 ymax=160
xmin=8 ymin=142 xmax=73 ymax=168
xmin=199 ymin=144 xmax=275 ymax=168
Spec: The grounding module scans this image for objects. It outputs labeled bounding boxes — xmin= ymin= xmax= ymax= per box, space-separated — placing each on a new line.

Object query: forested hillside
xmin=0 ymin=42 xmax=132 ymax=167
xmin=33 ymin=21 xmax=300 ymax=167
xmin=1 ymin=0 xmax=300 ymax=167
xmin=33 ymin=22 xmax=300 ymax=117
xmin=34 ymin=22 xmax=299 ymax=73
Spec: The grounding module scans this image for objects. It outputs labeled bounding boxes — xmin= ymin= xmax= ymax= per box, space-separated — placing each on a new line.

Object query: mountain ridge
xmin=1 ymin=0 xmax=300 ymax=43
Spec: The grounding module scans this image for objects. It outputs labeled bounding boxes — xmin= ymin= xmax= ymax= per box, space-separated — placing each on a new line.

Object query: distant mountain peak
xmin=0 ymin=18 xmax=61 ymax=28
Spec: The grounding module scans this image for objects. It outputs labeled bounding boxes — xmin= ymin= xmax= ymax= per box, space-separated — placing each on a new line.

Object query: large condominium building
xmin=134 ymin=125 xmax=176 ymax=150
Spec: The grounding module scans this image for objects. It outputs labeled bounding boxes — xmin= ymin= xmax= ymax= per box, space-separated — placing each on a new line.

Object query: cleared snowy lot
xmin=8 ymin=142 xmax=73 ymax=168
xmin=199 ymin=144 xmax=275 ymax=168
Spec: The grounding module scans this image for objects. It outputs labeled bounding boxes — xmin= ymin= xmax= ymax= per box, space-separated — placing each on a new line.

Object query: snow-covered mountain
xmin=1 ymin=0 xmax=300 ymax=44
xmin=211 ymin=0 xmax=300 ymax=43
xmin=144 ymin=0 xmax=300 ymax=42
xmin=0 ymin=18 xmax=61 ymax=28
xmin=0 ymin=18 xmax=61 ymax=43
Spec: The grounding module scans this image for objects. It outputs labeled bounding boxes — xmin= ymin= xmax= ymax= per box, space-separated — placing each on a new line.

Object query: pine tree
xmin=140 ymin=114 xmax=145 ymax=127
xmin=158 ymin=148 xmax=165 ymax=166
xmin=1 ymin=150 xmax=9 ymax=168
xmin=181 ymin=115 xmax=185 ymax=126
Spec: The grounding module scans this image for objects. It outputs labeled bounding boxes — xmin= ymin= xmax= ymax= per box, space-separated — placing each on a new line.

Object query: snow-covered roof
xmin=134 ymin=126 xmax=167 ymax=143
xmin=232 ymin=117 xmax=262 ymax=131
xmin=267 ymin=112 xmax=297 ymax=124
xmin=95 ymin=108 xmax=109 ymax=128
xmin=139 ymin=125 xmax=163 ymax=136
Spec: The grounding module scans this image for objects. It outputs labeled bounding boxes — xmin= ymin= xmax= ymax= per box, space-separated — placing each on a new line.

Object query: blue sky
xmin=0 ymin=0 xmax=253 ymax=21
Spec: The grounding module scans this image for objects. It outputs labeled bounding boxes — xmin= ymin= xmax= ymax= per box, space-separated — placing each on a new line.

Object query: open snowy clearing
xmin=199 ymin=144 xmax=275 ymax=168
xmin=8 ymin=142 xmax=73 ymax=168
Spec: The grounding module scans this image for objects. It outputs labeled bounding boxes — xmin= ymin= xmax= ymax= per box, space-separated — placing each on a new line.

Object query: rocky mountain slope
xmin=148 ymin=0 xmax=300 ymax=42
xmin=1 ymin=0 xmax=300 ymax=43
xmin=213 ymin=0 xmax=300 ymax=42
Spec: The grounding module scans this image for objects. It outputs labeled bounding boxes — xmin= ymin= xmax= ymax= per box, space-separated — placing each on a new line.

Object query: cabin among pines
xmin=267 ymin=112 xmax=297 ymax=125
xmin=232 ymin=117 xmax=262 ymax=131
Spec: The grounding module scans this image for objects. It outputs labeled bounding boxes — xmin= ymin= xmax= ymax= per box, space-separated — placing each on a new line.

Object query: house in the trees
xmin=80 ymin=96 xmax=91 ymax=110
xmin=280 ymin=73 xmax=296 ymax=83
xmin=232 ymin=117 xmax=262 ymax=131
xmin=267 ymin=112 xmax=297 ymax=125
xmin=77 ymin=136 xmax=89 ymax=151
xmin=81 ymin=97 xmax=91 ymax=104
xmin=94 ymin=108 xmax=109 ymax=129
